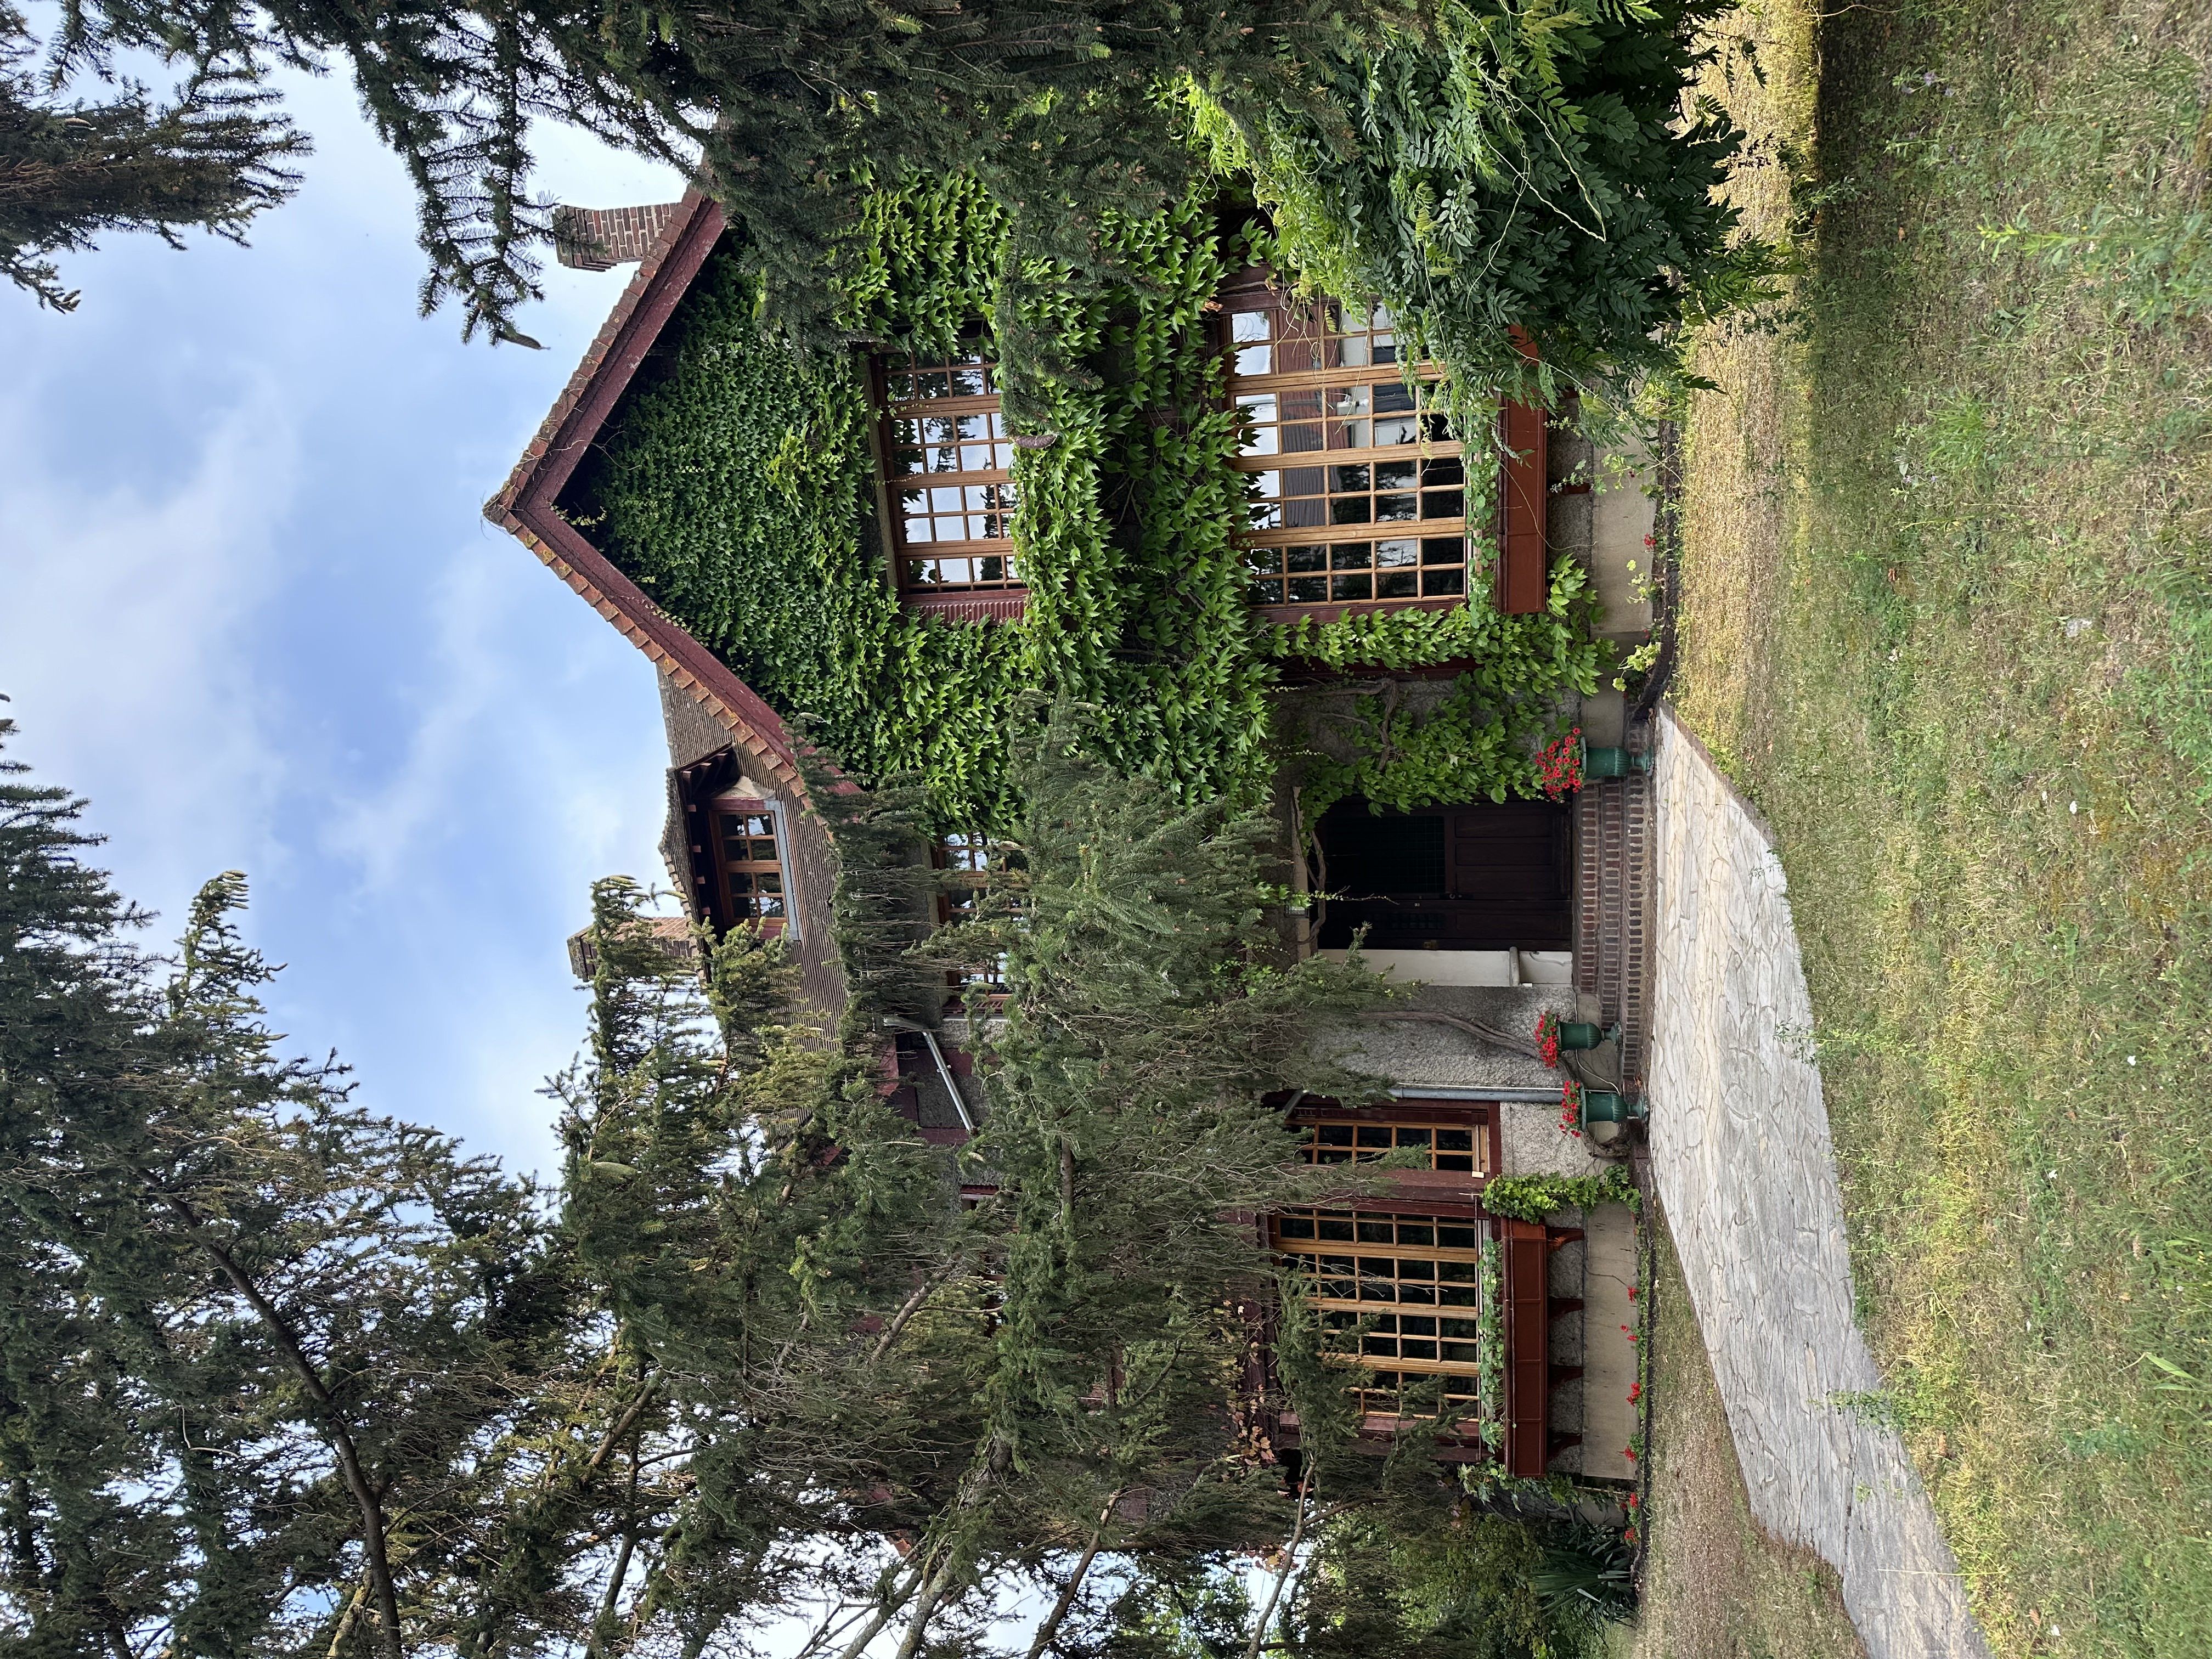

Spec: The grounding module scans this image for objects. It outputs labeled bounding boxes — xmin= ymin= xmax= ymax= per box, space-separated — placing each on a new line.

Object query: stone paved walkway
xmin=1644 ymin=709 xmax=1991 ymax=1659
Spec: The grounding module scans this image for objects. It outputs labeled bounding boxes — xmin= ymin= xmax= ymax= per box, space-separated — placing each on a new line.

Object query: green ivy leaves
xmin=577 ymin=174 xmax=1608 ymax=832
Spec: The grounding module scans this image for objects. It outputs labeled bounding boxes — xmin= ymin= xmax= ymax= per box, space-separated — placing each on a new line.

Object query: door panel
xmin=1317 ymin=798 xmax=1571 ymax=950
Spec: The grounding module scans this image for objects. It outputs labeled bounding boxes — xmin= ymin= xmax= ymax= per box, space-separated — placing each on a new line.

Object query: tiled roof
xmin=484 ymin=190 xmax=815 ymax=803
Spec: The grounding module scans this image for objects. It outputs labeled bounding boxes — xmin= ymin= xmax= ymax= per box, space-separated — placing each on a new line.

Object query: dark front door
xmin=1314 ymin=797 xmax=1572 ymax=950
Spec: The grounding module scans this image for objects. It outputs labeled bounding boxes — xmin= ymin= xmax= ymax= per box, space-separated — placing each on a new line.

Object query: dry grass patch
xmin=1632 ymin=1212 xmax=1864 ymax=1659
xmin=1669 ymin=0 xmax=2212 ymax=1652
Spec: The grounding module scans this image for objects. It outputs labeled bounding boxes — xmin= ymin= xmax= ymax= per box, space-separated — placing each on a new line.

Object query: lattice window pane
xmin=1228 ymin=286 xmax=1470 ymax=610
xmin=881 ymin=349 xmax=1022 ymax=594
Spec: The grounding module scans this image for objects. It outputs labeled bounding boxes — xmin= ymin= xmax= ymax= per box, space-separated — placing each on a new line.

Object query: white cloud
xmin=0 ymin=377 xmax=298 ymax=926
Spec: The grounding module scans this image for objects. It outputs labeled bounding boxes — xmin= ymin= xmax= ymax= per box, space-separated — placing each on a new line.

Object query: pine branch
xmin=161 ymin=1200 xmax=405 ymax=1659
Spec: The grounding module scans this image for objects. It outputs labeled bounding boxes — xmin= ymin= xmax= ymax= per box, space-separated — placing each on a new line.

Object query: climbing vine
xmin=571 ymin=174 xmax=1606 ymax=828
xmin=1479 ymin=1166 xmax=1641 ymax=1223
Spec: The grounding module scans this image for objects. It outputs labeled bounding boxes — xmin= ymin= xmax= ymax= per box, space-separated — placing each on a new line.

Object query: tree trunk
xmin=823 ymin=1560 xmax=926 ymax=1659
xmin=170 ymin=1207 xmax=405 ymax=1659
xmin=885 ymin=1432 xmax=1012 ymax=1659
xmin=1020 ymin=1491 xmax=1122 ymax=1659
xmin=1244 ymin=1466 xmax=1314 ymax=1659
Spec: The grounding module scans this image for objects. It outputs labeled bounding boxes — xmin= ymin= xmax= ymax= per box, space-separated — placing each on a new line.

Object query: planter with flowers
xmin=1537 ymin=727 xmax=1652 ymax=800
xmin=1536 ymin=1010 xmax=1622 ymax=1066
xmin=1560 ymin=1076 xmax=1649 ymax=1138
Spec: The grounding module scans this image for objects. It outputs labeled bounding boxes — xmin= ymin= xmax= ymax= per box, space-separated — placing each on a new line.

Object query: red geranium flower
xmin=1536 ymin=727 xmax=1584 ymax=802
xmin=1534 ymin=1011 xmax=1562 ymax=1069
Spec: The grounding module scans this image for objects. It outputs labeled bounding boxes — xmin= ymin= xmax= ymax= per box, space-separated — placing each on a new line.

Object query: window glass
xmin=881 ymin=348 xmax=1022 ymax=593
xmin=1271 ymin=1205 xmax=1490 ymax=1420
xmin=1293 ymin=1117 xmax=1488 ymax=1175
xmin=714 ymin=807 xmax=788 ymax=932
xmin=936 ymin=831 xmax=1008 ymax=990
xmin=1226 ymin=286 xmax=1470 ymax=610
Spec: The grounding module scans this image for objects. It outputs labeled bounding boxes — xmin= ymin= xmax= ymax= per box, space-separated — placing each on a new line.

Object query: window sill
xmin=902 ymin=588 xmax=1029 ymax=623
xmin=1256 ymin=595 xmax=1471 ymax=627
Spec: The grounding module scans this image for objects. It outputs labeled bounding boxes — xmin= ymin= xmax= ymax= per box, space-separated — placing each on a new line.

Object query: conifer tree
xmin=1 ymin=8 xmax=303 ymax=311
xmin=50 ymin=0 xmax=1379 ymax=345
xmin=43 ymin=0 xmax=1764 ymax=391
xmin=0 ymin=724 xmax=579 ymax=1659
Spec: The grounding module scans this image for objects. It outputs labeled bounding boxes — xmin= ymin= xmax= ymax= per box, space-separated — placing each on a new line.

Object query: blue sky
xmin=0 ymin=68 xmax=690 ymax=1180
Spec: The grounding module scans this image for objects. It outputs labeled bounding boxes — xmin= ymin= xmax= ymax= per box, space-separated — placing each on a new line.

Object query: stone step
xmin=1574 ymin=761 xmax=1654 ymax=1085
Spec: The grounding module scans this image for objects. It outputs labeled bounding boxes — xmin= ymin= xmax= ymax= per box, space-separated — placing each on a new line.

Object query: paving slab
xmin=1644 ymin=708 xmax=1991 ymax=1659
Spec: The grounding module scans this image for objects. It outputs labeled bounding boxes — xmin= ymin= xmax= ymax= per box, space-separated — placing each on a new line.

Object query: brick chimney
xmin=566 ymin=913 xmax=701 ymax=980
xmin=553 ymin=202 xmax=685 ymax=271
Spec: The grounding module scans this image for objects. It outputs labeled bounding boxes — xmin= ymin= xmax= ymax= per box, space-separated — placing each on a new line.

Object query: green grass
xmin=1672 ymin=0 xmax=2212 ymax=1653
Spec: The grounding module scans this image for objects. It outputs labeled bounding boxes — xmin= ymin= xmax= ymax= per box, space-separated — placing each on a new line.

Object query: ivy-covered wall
xmin=565 ymin=177 xmax=1604 ymax=830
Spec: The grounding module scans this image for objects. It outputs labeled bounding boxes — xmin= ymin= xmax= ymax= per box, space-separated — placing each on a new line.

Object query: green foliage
xmin=1186 ymin=0 xmax=1779 ymax=417
xmin=583 ymin=176 xmax=1607 ymax=828
xmin=0 ymin=725 xmax=578 ymax=1659
xmin=1292 ymin=563 xmax=1609 ymax=822
xmin=960 ymin=708 xmax=1392 ymax=1464
xmin=1282 ymin=1504 xmax=1621 ymax=1658
xmin=1 ymin=10 xmax=305 ymax=312
xmin=1479 ymin=1166 xmax=1639 ymax=1223
xmin=581 ymin=179 xmax=1276 ymax=825
xmin=1101 ymin=1561 xmax=1256 ymax=1658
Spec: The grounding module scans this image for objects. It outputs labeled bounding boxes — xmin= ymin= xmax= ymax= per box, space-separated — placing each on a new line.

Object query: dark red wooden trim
xmin=1285 ymin=1100 xmax=1491 ymax=1126
xmin=1497 ymin=398 xmax=1549 ymax=615
xmin=529 ymin=198 xmax=726 ymax=504
xmin=1499 ymin=1218 xmax=1551 ymax=1477
xmin=486 ymin=190 xmax=844 ymax=802
xmin=1308 ymin=1192 xmax=1491 ymax=1219
xmin=904 ymin=588 xmax=1030 ymax=622
xmin=504 ymin=507 xmax=805 ymax=778
xmin=1259 ymin=595 xmax=1468 ymax=628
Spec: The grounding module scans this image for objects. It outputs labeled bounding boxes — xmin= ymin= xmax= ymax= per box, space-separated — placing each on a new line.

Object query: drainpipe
xmin=878 ymin=1017 xmax=978 ymax=1134
xmin=919 ymin=1029 xmax=977 ymax=1135
xmin=1389 ymin=1086 xmax=1562 ymax=1103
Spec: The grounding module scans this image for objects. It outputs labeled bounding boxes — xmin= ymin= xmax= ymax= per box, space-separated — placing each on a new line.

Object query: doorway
xmin=1313 ymin=797 xmax=1572 ymax=951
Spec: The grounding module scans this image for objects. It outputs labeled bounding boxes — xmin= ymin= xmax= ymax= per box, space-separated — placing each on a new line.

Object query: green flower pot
xmin=1583 ymin=745 xmax=1653 ymax=780
xmin=1581 ymin=1091 xmax=1648 ymax=1127
xmin=1556 ymin=1021 xmax=1622 ymax=1052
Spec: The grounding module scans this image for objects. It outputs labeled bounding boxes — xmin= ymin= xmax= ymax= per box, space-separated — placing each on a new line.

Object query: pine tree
xmin=50 ymin=0 xmax=1377 ymax=346
xmin=0 ymin=723 xmax=580 ymax=1659
xmin=842 ymin=706 xmax=1397 ymax=1655
xmin=0 ymin=9 xmax=304 ymax=312
xmin=40 ymin=0 xmax=1768 ymax=392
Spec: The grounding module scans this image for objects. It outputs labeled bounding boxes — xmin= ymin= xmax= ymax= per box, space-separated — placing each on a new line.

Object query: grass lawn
xmin=1632 ymin=1214 xmax=1866 ymax=1659
xmin=1670 ymin=0 xmax=2212 ymax=1652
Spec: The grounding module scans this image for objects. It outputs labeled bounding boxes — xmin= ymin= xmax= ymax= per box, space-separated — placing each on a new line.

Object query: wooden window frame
xmin=706 ymin=796 xmax=795 ymax=938
xmin=1283 ymin=1097 xmax=1502 ymax=1188
xmin=1291 ymin=1116 xmax=1491 ymax=1177
xmin=1218 ymin=270 xmax=1472 ymax=623
xmin=1217 ymin=268 xmax=1551 ymax=624
xmin=934 ymin=831 xmax=1007 ymax=997
xmin=874 ymin=348 xmax=1028 ymax=618
xmin=1270 ymin=1205 xmax=1493 ymax=1424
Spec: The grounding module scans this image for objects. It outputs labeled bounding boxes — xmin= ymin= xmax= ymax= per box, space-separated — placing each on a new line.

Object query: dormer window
xmin=709 ymin=792 xmax=789 ymax=935
xmin=1221 ymin=275 xmax=1472 ymax=614
xmin=880 ymin=348 xmax=1022 ymax=595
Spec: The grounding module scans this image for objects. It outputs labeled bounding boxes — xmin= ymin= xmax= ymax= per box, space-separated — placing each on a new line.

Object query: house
xmin=492 ymin=188 xmax=1655 ymax=1484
